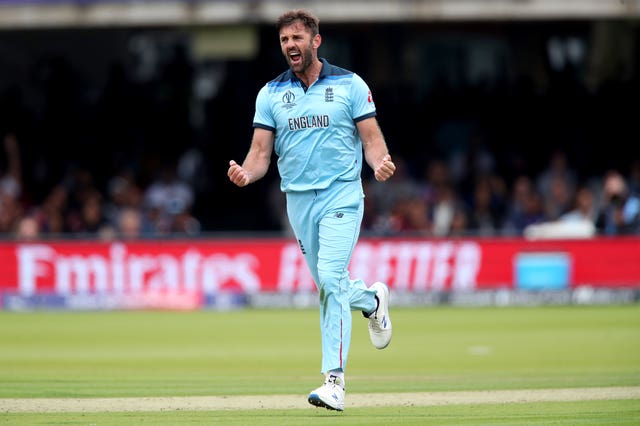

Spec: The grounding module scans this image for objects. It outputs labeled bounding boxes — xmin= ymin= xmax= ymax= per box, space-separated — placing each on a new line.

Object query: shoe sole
xmin=308 ymin=393 xmax=344 ymax=411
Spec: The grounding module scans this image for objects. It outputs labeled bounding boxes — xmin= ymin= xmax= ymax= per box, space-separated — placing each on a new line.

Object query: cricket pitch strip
xmin=2 ymin=386 xmax=639 ymax=413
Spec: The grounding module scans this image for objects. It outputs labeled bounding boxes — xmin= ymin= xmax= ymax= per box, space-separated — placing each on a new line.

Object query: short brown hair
xmin=276 ymin=9 xmax=320 ymax=37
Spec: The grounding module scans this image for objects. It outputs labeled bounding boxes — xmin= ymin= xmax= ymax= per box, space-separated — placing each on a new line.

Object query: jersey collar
xmin=286 ymin=58 xmax=331 ymax=87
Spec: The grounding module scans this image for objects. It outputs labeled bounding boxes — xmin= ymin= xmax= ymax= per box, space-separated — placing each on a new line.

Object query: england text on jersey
xmin=288 ymin=115 xmax=330 ymax=131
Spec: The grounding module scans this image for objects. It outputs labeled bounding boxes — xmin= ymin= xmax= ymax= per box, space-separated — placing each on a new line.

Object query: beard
xmin=286 ymin=45 xmax=314 ymax=74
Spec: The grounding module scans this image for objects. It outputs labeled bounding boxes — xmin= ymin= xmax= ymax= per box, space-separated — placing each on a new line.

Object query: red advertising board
xmin=0 ymin=237 xmax=639 ymax=299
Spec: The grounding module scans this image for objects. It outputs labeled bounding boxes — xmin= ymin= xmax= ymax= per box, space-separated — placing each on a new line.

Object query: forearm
xmin=241 ymin=148 xmax=271 ymax=184
xmin=358 ymin=118 xmax=389 ymax=171
xmin=358 ymin=118 xmax=395 ymax=182
xmin=228 ymin=128 xmax=274 ymax=187
xmin=363 ymin=137 xmax=390 ymax=171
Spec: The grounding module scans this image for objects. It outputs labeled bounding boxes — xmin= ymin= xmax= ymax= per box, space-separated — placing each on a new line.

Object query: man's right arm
xmin=228 ymin=128 xmax=275 ymax=187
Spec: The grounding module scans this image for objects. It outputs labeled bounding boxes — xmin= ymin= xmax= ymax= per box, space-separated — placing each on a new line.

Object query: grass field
xmin=1 ymin=304 xmax=639 ymax=424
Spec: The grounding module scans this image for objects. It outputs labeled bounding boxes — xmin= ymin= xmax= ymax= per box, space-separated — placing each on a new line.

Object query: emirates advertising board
xmin=0 ymin=237 xmax=638 ymax=310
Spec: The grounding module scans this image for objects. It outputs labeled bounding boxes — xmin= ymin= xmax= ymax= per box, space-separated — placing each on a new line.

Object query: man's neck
xmin=295 ymin=59 xmax=323 ymax=89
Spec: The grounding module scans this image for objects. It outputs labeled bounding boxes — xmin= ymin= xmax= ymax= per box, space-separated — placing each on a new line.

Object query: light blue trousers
xmin=286 ymin=179 xmax=377 ymax=374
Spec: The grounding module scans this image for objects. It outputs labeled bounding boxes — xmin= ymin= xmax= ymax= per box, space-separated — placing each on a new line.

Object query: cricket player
xmin=227 ymin=9 xmax=395 ymax=411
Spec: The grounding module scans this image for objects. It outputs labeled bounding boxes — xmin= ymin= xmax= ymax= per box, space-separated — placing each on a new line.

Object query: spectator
xmin=170 ymin=210 xmax=201 ymax=236
xmin=66 ymin=189 xmax=111 ymax=235
xmin=104 ymin=168 xmax=144 ymax=229
xmin=31 ymin=184 xmax=68 ymax=235
xmin=524 ymin=182 xmax=597 ymax=240
xmin=560 ymin=184 xmax=598 ymax=224
xmin=449 ymin=205 xmax=470 ymax=237
xmin=116 ymin=207 xmax=143 ymax=239
xmin=467 ymin=175 xmax=506 ymax=236
xmin=541 ymin=174 xmax=574 ymax=220
xmin=383 ymin=195 xmax=431 ymax=236
xmin=14 ymin=216 xmax=40 ymax=240
xmin=431 ymin=182 xmax=465 ymax=237
xmin=596 ymin=170 xmax=640 ymax=235
xmin=536 ymin=149 xmax=577 ymax=200
xmin=143 ymin=162 xmax=194 ymax=235
xmin=504 ymin=175 xmax=547 ymax=235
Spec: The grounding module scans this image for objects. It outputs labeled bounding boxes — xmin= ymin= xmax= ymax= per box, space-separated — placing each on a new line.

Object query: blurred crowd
xmin=1 ymin=129 xmax=639 ymax=241
xmin=360 ymin=150 xmax=640 ymax=238
xmin=0 ymin=131 xmax=202 ymax=241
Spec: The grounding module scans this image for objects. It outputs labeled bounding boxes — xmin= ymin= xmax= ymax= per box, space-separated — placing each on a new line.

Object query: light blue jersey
xmin=253 ymin=58 xmax=376 ymax=192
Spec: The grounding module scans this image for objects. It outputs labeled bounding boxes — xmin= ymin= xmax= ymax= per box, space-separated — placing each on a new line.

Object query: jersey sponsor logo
xmin=288 ymin=115 xmax=330 ymax=131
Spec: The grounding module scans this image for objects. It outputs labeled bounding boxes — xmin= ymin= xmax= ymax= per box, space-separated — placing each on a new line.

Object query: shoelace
xmin=325 ymin=375 xmax=345 ymax=390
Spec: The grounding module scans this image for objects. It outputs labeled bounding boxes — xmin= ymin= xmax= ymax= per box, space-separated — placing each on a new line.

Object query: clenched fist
xmin=374 ymin=154 xmax=396 ymax=182
xmin=227 ymin=160 xmax=251 ymax=187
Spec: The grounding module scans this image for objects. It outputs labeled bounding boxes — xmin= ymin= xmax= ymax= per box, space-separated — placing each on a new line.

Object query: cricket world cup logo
xmin=282 ymin=90 xmax=296 ymax=109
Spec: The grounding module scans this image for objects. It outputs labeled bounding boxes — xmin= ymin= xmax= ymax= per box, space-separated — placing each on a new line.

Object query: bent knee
xmin=317 ymin=272 xmax=344 ymax=294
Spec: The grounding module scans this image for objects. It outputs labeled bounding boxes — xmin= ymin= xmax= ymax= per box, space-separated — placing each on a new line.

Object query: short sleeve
xmin=252 ymin=85 xmax=276 ymax=131
xmin=350 ymin=74 xmax=377 ymax=122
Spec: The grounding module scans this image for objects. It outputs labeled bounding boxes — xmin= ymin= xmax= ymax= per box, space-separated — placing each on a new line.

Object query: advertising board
xmin=1 ymin=237 xmax=638 ymax=309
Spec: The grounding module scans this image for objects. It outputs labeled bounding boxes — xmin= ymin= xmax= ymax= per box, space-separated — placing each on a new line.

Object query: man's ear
xmin=313 ymin=34 xmax=322 ymax=49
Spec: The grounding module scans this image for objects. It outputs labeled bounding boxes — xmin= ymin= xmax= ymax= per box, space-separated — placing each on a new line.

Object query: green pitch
xmin=1 ymin=304 xmax=639 ymax=424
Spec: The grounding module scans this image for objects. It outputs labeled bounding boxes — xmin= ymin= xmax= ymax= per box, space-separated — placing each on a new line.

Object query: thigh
xmin=317 ymin=188 xmax=364 ymax=281
xmin=286 ymin=191 xmax=321 ymax=284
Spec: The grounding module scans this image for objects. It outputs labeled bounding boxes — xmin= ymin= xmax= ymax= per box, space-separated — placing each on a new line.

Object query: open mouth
xmin=289 ymin=51 xmax=302 ymax=65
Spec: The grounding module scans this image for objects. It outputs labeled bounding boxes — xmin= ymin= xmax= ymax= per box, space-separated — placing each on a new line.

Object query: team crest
xmin=325 ymin=87 xmax=334 ymax=102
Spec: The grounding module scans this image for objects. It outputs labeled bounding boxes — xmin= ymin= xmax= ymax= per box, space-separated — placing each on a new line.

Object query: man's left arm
xmin=357 ymin=117 xmax=396 ymax=182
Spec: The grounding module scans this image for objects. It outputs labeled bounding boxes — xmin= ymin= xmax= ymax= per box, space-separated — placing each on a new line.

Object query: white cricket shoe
xmin=367 ymin=282 xmax=392 ymax=349
xmin=307 ymin=375 xmax=345 ymax=411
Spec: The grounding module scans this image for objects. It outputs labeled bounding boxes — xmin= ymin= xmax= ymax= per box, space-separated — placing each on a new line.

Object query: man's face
xmin=279 ymin=21 xmax=319 ymax=73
